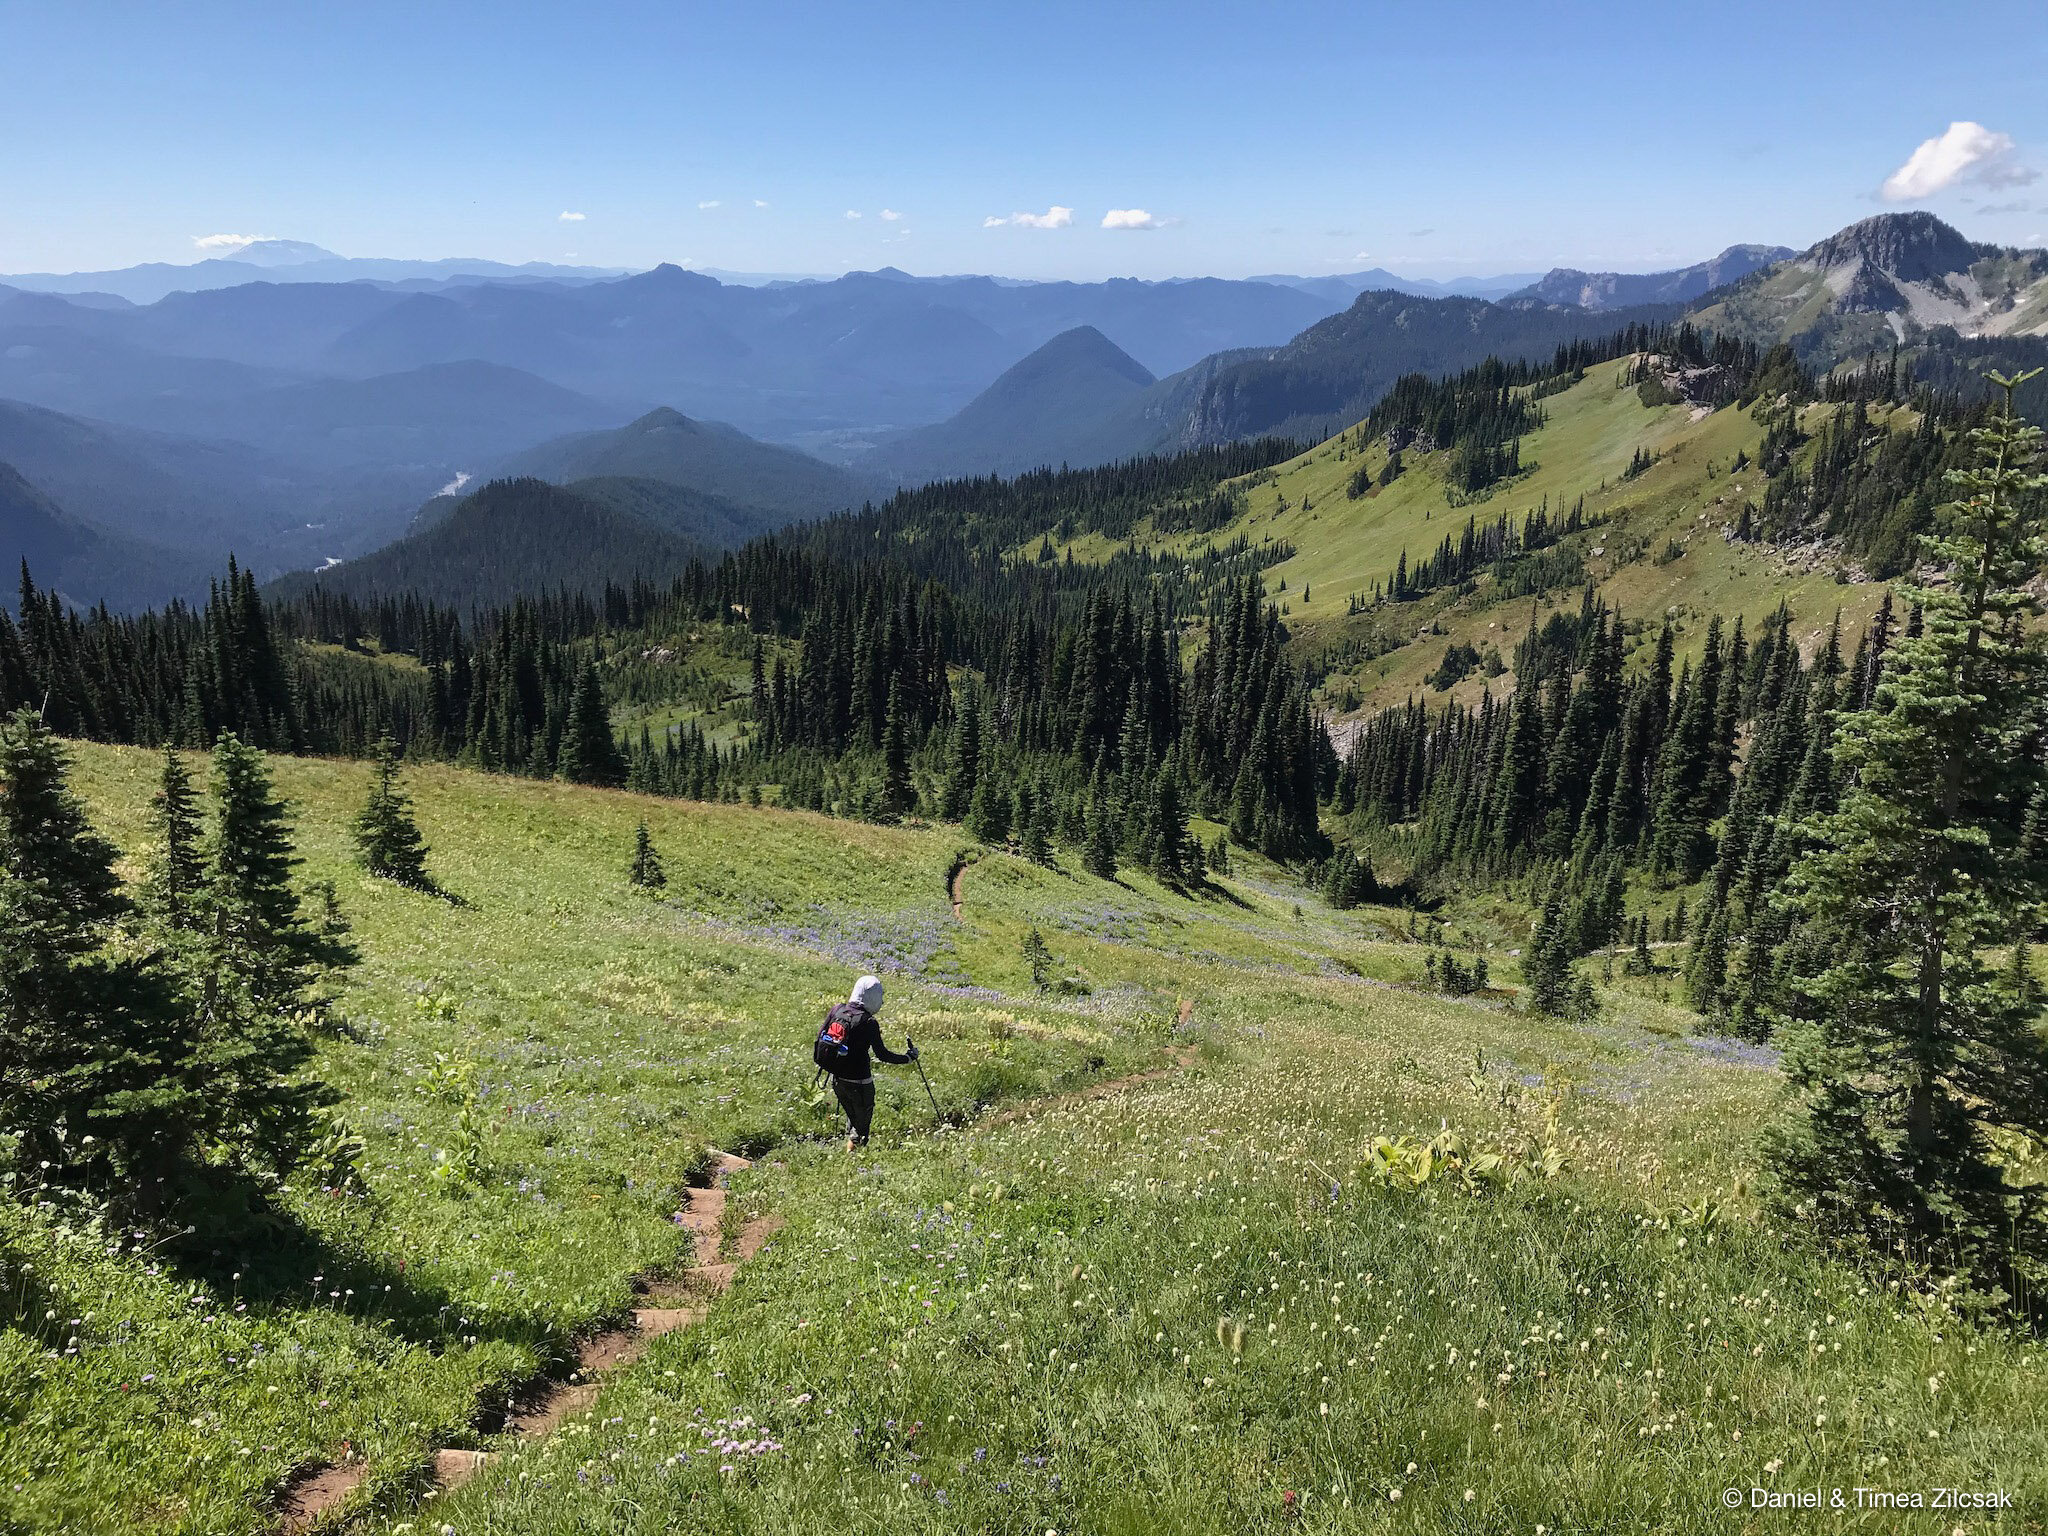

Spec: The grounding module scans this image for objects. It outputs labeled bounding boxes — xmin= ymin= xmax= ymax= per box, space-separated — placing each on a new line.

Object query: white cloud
xmin=192 ymin=232 xmax=270 ymax=250
xmin=986 ymin=205 xmax=1073 ymax=230
xmin=753 ymin=199 xmax=770 ymax=208
xmin=698 ymin=199 xmax=721 ymax=209
xmin=1881 ymin=121 xmax=2035 ymax=201
xmin=1102 ymin=208 xmax=1167 ymax=230
xmin=844 ymin=209 xmax=863 ymax=220
xmin=558 ymin=210 xmax=586 ymax=222
xmin=880 ymin=208 xmax=902 ymax=221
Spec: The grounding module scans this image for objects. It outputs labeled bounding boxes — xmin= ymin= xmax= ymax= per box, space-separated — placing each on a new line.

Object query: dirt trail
xmin=278 ymin=1006 xmax=1204 ymax=1530
xmin=982 ymin=1005 xmax=1200 ymax=1130
xmin=277 ymin=1149 xmax=779 ymax=1530
xmin=949 ymin=861 xmax=967 ymax=920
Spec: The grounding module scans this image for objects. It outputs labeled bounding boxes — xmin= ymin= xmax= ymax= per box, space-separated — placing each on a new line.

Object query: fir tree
xmin=939 ymin=684 xmax=981 ymax=821
xmin=1649 ymin=628 xmax=1723 ymax=882
xmin=1083 ymin=773 xmax=1120 ymax=879
xmin=879 ymin=677 xmax=913 ymax=817
xmin=196 ymin=733 xmax=334 ymax=1177
xmin=1764 ymin=374 xmax=2048 ymax=1281
xmin=1522 ymin=893 xmax=1581 ymax=1016
xmin=559 ymin=661 xmax=625 ymax=788
xmin=629 ymin=821 xmax=666 ymax=889
xmin=1488 ymin=684 xmax=1545 ymax=866
xmin=1686 ymin=903 xmax=1730 ymax=1016
xmin=1150 ymin=763 xmax=1189 ymax=883
xmin=1019 ymin=776 xmax=1054 ymax=866
xmin=143 ymin=744 xmax=205 ymax=930
xmin=0 ymin=711 xmax=192 ymax=1185
xmin=203 ymin=734 xmax=320 ymax=1020
xmin=352 ymin=734 xmax=433 ymax=889
xmin=1022 ymin=927 xmax=1055 ymax=991
xmin=1627 ymin=922 xmax=1656 ymax=976
xmin=966 ymin=758 xmax=1012 ymax=844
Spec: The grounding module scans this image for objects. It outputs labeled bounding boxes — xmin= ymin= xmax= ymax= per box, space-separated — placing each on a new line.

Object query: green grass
xmin=5 ymin=746 xmax=2046 ymax=1534
xmin=403 ymin=972 xmax=2048 ymax=1536
xmin=1051 ymin=368 xmax=1897 ymax=723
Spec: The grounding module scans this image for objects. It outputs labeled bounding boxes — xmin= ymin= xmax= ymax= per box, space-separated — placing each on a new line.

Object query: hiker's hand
xmin=907 ymin=1045 xmax=920 ymax=1060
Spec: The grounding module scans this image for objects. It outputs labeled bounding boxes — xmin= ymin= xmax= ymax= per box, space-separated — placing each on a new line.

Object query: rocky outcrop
xmin=1804 ymin=212 xmax=1988 ymax=284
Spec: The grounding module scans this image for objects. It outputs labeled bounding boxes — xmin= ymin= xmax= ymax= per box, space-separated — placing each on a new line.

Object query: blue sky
xmin=5 ymin=0 xmax=2047 ymax=281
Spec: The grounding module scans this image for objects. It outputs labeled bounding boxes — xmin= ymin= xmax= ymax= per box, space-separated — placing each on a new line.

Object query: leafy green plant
xmin=1363 ymin=1127 xmax=1568 ymax=1193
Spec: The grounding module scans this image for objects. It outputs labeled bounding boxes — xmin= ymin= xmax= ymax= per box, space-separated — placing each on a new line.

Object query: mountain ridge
xmin=269 ymin=476 xmax=711 ymax=608
xmin=502 ymin=407 xmax=872 ymax=533
xmin=860 ymin=325 xmax=1158 ymax=484
xmin=0 ymin=461 xmax=214 ymax=610
xmin=1506 ymin=244 xmax=1797 ymax=309
xmin=1688 ymin=212 xmax=2048 ymax=365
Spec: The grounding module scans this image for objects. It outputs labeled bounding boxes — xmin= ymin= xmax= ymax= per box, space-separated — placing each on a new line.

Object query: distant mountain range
xmin=1504 ymin=245 xmax=1797 ymax=309
xmin=1689 ymin=212 xmax=2048 ymax=366
xmin=0 ymin=461 xmax=214 ymax=612
xmin=0 ymin=259 xmax=1342 ymax=444
xmin=859 ymin=326 xmax=1158 ymax=484
xmin=0 ymin=240 xmax=632 ymax=305
xmin=11 ymin=214 xmax=2048 ymax=611
xmin=0 ymin=397 xmax=312 ymax=556
xmin=879 ymin=293 xmax=1677 ymax=474
xmin=269 ymin=477 xmax=712 ymax=609
xmin=501 ymin=407 xmax=873 ymax=529
xmin=874 ymin=215 xmax=2048 ymax=480
xmin=1252 ymin=269 xmax=1546 ymax=303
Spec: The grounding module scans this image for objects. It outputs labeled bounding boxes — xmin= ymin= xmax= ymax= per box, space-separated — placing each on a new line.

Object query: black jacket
xmin=819 ymin=1002 xmax=909 ymax=1080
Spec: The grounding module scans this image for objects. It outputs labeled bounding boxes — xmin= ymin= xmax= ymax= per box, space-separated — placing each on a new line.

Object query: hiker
xmin=814 ymin=974 xmax=917 ymax=1150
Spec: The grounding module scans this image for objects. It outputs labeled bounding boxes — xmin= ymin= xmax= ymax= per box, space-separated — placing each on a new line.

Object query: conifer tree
xmin=1649 ymin=626 xmax=1724 ymax=882
xmin=0 ymin=711 xmax=191 ymax=1184
xmin=559 ymin=661 xmax=625 ymax=788
xmin=1151 ymin=763 xmax=1189 ymax=883
xmin=1764 ymin=374 xmax=2048 ymax=1279
xmin=204 ymin=734 xmax=320 ymax=1020
xmin=196 ymin=733 xmax=333 ymax=1176
xmin=143 ymin=744 xmax=205 ymax=930
xmin=966 ymin=758 xmax=1012 ymax=845
xmin=1686 ymin=903 xmax=1730 ymax=1016
xmin=629 ymin=820 xmax=666 ymax=889
xmin=1022 ymin=926 xmax=1055 ymax=991
xmin=1083 ymin=772 xmax=1119 ymax=879
xmin=939 ymin=685 xmax=981 ymax=821
xmin=879 ymin=677 xmax=913 ymax=817
xmin=1019 ymin=775 xmax=1054 ymax=866
xmin=1488 ymin=685 xmax=1545 ymax=866
xmin=352 ymin=734 xmax=433 ymax=889
xmin=1627 ymin=922 xmax=1656 ymax=976
xmin=1522 ymin=893 xmax=1581 ymax=1016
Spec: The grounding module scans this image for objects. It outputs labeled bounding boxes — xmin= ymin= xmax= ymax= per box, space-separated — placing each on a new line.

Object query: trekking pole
xmin=907 ymin=1034 xmax=942 ymax=1120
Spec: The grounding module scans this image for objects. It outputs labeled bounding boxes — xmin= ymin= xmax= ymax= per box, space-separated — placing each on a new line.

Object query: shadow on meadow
xmin=157 ymin=1173 xmax=566 ymax=1363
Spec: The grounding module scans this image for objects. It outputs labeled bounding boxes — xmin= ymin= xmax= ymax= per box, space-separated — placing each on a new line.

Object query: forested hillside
xmin=6 ymin=313 xmax=2036 ymax=904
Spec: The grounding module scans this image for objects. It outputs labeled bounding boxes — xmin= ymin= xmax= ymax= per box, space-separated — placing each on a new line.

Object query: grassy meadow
xmin=3 ymin=744 xmax=2044 ymax=1533
xmin=1034 ymin=368 xmax=1897 ymax=719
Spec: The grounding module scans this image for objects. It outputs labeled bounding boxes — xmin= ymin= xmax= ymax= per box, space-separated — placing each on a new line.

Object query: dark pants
xmin=832 ymin=1076 xmax=876 ymax=1143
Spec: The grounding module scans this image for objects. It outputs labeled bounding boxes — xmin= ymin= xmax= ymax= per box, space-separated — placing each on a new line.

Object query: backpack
xmin=813 ymin=1002 xmax=867 ymax=1075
